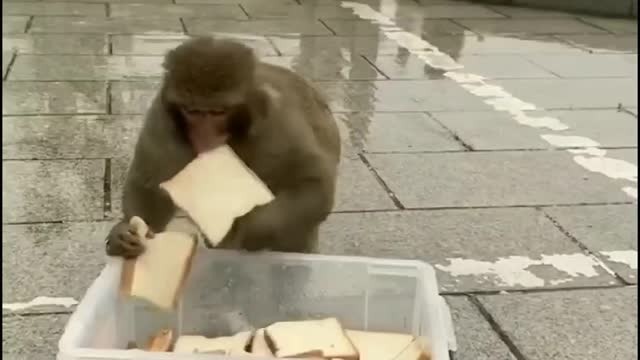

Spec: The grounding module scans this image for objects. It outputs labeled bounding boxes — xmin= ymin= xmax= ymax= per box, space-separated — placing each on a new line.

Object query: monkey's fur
xmin=106 ymin=37 xmax=341 ymax=257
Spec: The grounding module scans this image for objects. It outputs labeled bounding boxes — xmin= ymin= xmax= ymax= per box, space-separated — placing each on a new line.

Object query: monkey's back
xmin=255 ymin=62 xmax=341 ymax=164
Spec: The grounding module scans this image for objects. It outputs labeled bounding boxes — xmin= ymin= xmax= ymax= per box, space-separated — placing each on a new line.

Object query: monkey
xmin=105 ymin=36 xmax=341 ymax=258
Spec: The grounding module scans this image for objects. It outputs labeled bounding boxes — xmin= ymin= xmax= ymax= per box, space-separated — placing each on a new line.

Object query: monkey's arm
xmin=227 ymin=169 xmax=335 ymax=252
xmin=120 ymin=168 xmax=176 ymax=233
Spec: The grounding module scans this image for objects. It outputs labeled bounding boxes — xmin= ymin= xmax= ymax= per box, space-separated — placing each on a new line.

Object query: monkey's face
xmin=179 ymin=106 xmax=231 ymax=153
xmin=161 ymin=36 xmax=259 ymax=154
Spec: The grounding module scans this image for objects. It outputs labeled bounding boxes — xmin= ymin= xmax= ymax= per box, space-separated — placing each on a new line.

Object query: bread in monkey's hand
xmin=119 ymin=216 xmax=197 ymax=310
xmin=159 ymin=144 xmax=275 ymax=248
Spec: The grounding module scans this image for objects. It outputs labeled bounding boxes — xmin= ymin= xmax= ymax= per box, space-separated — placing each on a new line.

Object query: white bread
xmin=159 ymin=145 xmax=274 ymax=247
xmin=120 ymin=216 xmax=197 ymax=310
xmin=395 ymin=339 xmax=431 ymax=360
xmin=144 ymin=328 xmax=173 ymax=352
xmin=264 ymin=318 xmax=358 ymax=359
xmin=251 ymin=328 xmax=273 ymax=356
xmin=173 ymin=331 xmax=253 ymax=354
xmin=345 ymin=330 xmax=415 ymax=360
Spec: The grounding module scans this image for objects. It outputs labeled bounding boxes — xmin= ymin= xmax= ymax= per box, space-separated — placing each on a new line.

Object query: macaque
xmin=106 ymin=36 xmax=341 ymax=258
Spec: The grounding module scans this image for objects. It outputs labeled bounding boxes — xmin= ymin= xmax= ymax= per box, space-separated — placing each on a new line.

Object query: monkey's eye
xmin=208 ymin=108 xmax=228 ymax=116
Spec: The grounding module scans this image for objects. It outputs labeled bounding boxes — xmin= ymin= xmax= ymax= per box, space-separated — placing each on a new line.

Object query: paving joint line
xmin=540 ymin=209 xmax=632 ymax=285
xmin=3 ymin=310 xmax=73 ymax=318
xmin=575 ymin=17 xmax=617 ymax=34
xmin=24 ymin=15 xmax=34 ymax=33
xmin=468 ymin=295 xmax=529 ymax=360
xmin=106 ymin=80 xmax=112 ymax=114
xmin=359 ymin=54 xmax=390 ymax=79
xmin=179 ymin=18 xmax=188 ymax=34
xmin=357 ymin=153 xmax=406 ymax=210
xmin=317 ymin=18 xmax=337 ymax=35
xmin=425 ymin=112 xmax=475 ymax=151
xmin=441 ymin=283 xmax=634 ymax=296
xmin=3 ymin=52 xmax=17 ymax=81
xmin=238 ymin=4 xmax=251 ymax=20
xmin=103 ymin=159 xmax=112 ymax=218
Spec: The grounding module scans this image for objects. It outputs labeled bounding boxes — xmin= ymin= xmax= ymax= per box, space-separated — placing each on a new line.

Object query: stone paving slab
xmin=367 ymin=53 xmax=557 ymax=80
xmin=109 ymin=154 xmax=396 ymax=216
xmin=487 ymin=4 xmax=574 ymax=17
xmin=319 ymin=80 xmax=492 ymax=112
xmin=478 ymin=287 xmax=637 ymax=360
xmin=544 ymin=204 xmax=638 ymax=283
xmin=109 ymin=80 xmax=159 ymax=114
xmin=178 ymin=0 xmax=295 ymax=3
xmin=425 ymin=34 xmax=585 ymax=56
xmin=2 ymin=222 xmax=110 ymax=303
xmin=578 ymin=16 xmax=638 ymax=34
xmin=2 ymin=160 xmax=105 ymax=223
xmin=524 ymin=53 xmax=637 ymax=78
xmin=2 ymin=115 xmax=143 ymax=160
xmin=444 ymin=296 xmax=516 ymax=360
xmin=269 ymin=35 xmax=420 ymax=56
xmin=2 ymin=81 xmax=107 ymax=115
xmin=556 ymin=34 xmax=638 ymax=53
xmin=335 ymin=112 xmax=465 ymax=153
xmin=110 ymin=3 xmax=248 ymax=19
xmin=3 ymin=314 xmax=70 ymax=359
xmin=3 ymin=34 xmax=109 ymax=55
xmin=491 ymin=78 xmax=637 ymax=109
xmin=409 ymin=4 xmax=506 ymax=19
xmin=111 ymin=34 xmax=278 ymax=56
xmin=3 ymin=1 xmax=106 ymax=17
xmin=456 ymin=18 xmax=606 ymax=35
xmin=241 ymin=3 xmax=361 ymax=19
xmin=8 ymin=55 xmax=164 ymax=81
xmin=318 ymin=208 xmax=618 ymax=292
xmin=365 ymin=151 xmax=632 ymax=208
xmin=2 ymin=16 xmax=29 ymax=34
xmin=262 ymin=55 xmax=384 ymax=80
xmin=185 ymin=19 xmax=332 ymax=36
xmin=321 ymin=19 xmax=467 ymax=36
xmin=432 ymin=109 xmax=638 ymax=150
xmin=333 ymin=158 xmax=397 ymax=212
xmin=30 ymin=16 xmax=184 ymax=34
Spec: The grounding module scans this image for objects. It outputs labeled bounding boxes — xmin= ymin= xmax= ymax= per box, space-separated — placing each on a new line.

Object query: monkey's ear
xmin=162 ymin=49 xmax=176 ymax=72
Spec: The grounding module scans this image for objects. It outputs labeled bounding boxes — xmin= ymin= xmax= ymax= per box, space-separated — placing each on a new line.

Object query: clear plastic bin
xmin=57 ymin=249 xmax=457 ymax=360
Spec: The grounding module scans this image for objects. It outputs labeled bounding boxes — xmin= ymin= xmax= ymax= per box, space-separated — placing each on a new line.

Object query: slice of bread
xmin=251 ymin=328 xmax=273 ymax=356
xmin=174 ymin=330 xmax=253 ymax=354
xmin=159 ymin=145 xmax=274 ymax=247
xmin=120 ymin=216 xmax=197 ymax=310
xmin=395 ymin=339 xmax=431 ymax=360
xmin=345 ymin=330 xmax=415 ymax=360
xmin=264 ymin=318 xmax=358 ymax=359
xmin=144 ymin=328 xmax=173 ymax=352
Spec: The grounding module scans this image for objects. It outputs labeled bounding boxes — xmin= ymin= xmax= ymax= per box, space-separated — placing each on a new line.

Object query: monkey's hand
xmin=105 ymin=220 xmax=154 ymax=258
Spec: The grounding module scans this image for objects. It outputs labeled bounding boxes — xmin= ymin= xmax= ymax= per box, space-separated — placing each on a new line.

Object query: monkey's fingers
xmin=117 ymin=233 xmax=146 ymax=258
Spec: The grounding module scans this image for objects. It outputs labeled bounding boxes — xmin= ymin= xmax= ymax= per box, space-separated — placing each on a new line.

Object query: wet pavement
xmin=1 ymin=0 xmax=638 ymax=359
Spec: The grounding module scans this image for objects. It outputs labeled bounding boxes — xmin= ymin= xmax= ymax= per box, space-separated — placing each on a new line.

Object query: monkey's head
xmin=161 ymin=36 xmax=263 ymax=154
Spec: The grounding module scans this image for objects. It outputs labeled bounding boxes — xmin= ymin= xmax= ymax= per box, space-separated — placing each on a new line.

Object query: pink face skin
xmin=181 ymin=108 xmax=230 ymax=154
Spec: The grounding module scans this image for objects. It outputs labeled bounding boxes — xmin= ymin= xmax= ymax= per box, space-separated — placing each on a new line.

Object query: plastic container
xmin=58 ymin=249 xmax=457 ymax=360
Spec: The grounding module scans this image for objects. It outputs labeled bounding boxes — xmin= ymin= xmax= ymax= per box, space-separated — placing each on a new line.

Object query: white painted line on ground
xmin=600 ymin=250 xmax=638 ymax=270
xmin=341 ymin=1 xmax=638 ymax=200
xmin=3 ymin=296 xmax=78 ymax=312
xmin=435 ymin=252 xmax=624 ymax=288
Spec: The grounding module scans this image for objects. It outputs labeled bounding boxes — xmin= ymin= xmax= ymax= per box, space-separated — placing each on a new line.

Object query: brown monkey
xmin=106 ymin=36 xmax=341 ymax=258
